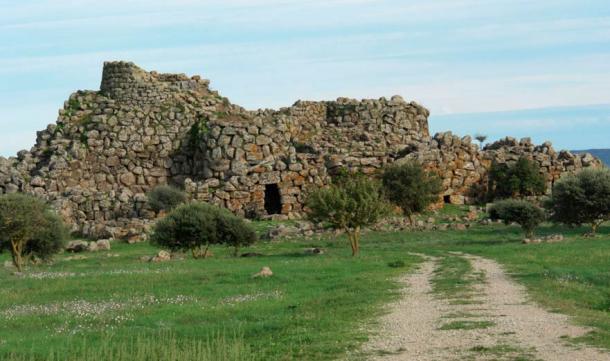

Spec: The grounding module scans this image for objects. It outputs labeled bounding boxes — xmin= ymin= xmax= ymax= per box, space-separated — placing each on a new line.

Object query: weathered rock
xmin=252 ymin=266 xmax=273 ymax=278
xmin=96 ymin=239 xmax=112 ymax=251
xmin=150 ymin=250 xmax=171 ymax=262
xmin=66 ymin=240 xmax=89 ymax=253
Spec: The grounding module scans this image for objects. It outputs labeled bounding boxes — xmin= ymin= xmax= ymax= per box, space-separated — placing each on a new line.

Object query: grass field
xmin=0 ymin=216 xmax=608 ymax=360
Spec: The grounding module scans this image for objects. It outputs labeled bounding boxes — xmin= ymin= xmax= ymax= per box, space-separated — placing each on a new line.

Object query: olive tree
xmin=546 ymin=168 xmax=610 ymax=235
xmin=0 ymin=193 xmax=66 ymax=271
xmin=381 ymin=161 xmax=442 ymax=223
xmin=150 ymin=202 xmax=257 ymax=258
xmin=489 ymin=199 xmax=545 ymax=238
xmin=306 ymin=175 xmax=390 ymax=256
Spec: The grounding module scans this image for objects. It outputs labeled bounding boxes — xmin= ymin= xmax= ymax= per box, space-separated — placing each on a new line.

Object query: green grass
xmin=467 ymin=344 xmax=539 ymax=361
xmin=0 ymin=237 xmax=419 ymax=360
xmin=3 ymin=331 xmax=257 ymax=361
xmin=431 ymin=254 xmax=484 ymax=302
xmin=439 ymin=320 xmax=494 ymax=330
xmin=1 ymin=217 xmax=609 ymax=359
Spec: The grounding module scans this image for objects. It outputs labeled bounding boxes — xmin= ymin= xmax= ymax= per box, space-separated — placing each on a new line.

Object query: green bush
xmin=488 ymin=158 xmax=546 ymax=200
xmin=147 ymin=185 xmax=187 ymax=213
xmin=150 ymin=202 xmax=257 ymax=258
xmin=306 ymin=175 xmax=390 ymax=256
xmin=545 ymin=168 xmax=610 ymax=234
xmin=0 ymin=193 xmax=66 ymax=271
xmin=381 ymin=161 xmax=442 ymax=222
xmin=216 ymin=209 xmax=257 ymax=256
xmin=489 ymin=199 xmax=545 ymax=238
xmin=24 ymin=211 xmax=67 ymax=261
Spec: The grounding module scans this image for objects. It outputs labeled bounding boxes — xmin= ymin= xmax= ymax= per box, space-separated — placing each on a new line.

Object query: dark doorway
xmin=264 ymin=184 xmax=282 ymax=215
xmin=443 ymin=195 xmax=451 ymax=204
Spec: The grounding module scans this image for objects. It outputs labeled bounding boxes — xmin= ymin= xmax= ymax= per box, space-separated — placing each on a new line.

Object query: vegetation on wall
xmin=381 ymin=161 xmax=442 ymax=222
xmin=187 ymin=116 xmax=210 ymax=152
xmin=147 ymin=185 xmax=187 ymax=213
xmin=487 ymin=157 xmax=546 ymax=200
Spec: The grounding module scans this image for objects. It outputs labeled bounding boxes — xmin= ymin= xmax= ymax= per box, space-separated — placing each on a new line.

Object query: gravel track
xmin=364 ymin=254 xmax=610 ymax=361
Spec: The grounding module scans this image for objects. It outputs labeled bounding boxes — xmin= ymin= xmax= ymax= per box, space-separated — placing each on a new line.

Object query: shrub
xmin=381 ymin=161 xmax=442 ymax=222
xmin=147 ymin=185 xmax=187 ymax=213
xmin=489 ymin=199 xmax=545 ymax=238
xmin=216 ymin=209 xmax=257 ymax=256
xmin=545 ymin=168 xmax=610 ymax=234
xmin=24 ymin=211 xmax=67 ymax=261
xmin=0 ymin=193 xmax=65 ymax=271
xmin=150 ymin=202 xmax=257 ymax=258
xmin=487 ymin=158 xmax=546 ymax=200
xmin=306 ymin=175 xmax=390 ymax=256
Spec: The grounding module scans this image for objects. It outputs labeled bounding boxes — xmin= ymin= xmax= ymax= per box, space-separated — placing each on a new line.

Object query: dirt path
xmin=363 ymin=254 xmax=610 ymax=361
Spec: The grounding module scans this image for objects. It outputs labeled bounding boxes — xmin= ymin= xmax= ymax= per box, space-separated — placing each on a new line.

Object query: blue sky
xmin=0 ymin=0 xmax=609 ymax=156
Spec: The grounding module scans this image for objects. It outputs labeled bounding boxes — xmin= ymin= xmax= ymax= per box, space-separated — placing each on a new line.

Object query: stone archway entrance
xmin=264 ymin=184 xmax=282 ymax=215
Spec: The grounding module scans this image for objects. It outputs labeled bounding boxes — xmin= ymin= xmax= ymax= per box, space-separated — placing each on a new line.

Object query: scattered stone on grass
xmin=252 ymin=266 xmax=273 ymax=278
xmin=96 ymin=239 xmax=112 ymax=250
xmin=523 ymin=234 xmax=564 ymax=244
xmin=66 ymin=240 xmax=90 ymax=253
xmin=304 ymin=247 xmax=324 ymax=255
xmin=141 ymin=250 xmax=172 ymax=263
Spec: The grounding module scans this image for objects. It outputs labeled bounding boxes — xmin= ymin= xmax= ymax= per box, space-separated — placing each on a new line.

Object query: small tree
xmin=488 ymin=158 xmax=546 ymax=200
xmin=306 ymin=175 xmax=390 ymax=256
xmin=0 ymin=193 xmax=65 ymax=271
xmin=489 ymin=199 xmax=545 ymax=238
xmin=546 ymin=168 xmax=610 ymax=235
xmin=150 ymin=202 xmax=257 ymax=258
xmin=147 ymin=185 xmax=187 ymax=213
xmin=475 ymin=134 xmax=487 ymax=148
xmin=381 ymin=161 xmax=442 ymax=223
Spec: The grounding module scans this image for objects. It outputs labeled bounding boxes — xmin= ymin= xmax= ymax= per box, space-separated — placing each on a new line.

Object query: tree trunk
xmin=354 ymin=226 xmax=361 ymax=256
xmin=10 ymin=240 xmax=23 ymax=272
xmin=233 ymin=245 xmax=239 ymax=257
xmin=347 ymin=231 xmax=357 ymax=256
xmin=192 ymin=244 xmax=210 ymax=259
xmin=347 ymin=227 xmax=361 ymax=257
xmin=591 ymin=220 xmax=602 ymax=235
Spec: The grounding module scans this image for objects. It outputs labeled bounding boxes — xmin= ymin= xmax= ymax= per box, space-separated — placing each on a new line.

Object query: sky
xmin=0 ymin=0 xmax=609 ymax=156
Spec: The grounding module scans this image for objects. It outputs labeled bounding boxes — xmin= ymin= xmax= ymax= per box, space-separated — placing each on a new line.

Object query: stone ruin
xmin=0 ymin=61 xmax=602 ymax=239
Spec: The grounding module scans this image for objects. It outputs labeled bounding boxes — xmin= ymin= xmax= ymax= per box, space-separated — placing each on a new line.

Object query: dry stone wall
xmin=0 ymin=61 xmax=602 ymax=239
xmin=403 ymin=132 xmax=603 ymax=204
